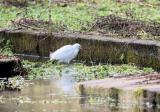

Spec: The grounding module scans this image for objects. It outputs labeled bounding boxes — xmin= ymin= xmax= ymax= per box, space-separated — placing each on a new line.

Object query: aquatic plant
xmin=22 ymin=60 xmax=154 ymax=81
xmin=0 ymin=76 xmax=25 ymax=91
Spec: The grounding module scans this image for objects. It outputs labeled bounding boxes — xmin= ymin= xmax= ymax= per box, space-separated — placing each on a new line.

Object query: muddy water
xmin=0 ymin=75 xmax=158 ymax=112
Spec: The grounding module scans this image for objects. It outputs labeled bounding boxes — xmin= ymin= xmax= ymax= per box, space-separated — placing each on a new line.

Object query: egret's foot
xmin=49 ymin=60 xmax=58 ymax=64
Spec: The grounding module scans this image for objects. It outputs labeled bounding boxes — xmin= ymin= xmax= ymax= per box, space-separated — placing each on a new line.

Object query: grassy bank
xmin=0 ymin=0 xmax=159 ymax=32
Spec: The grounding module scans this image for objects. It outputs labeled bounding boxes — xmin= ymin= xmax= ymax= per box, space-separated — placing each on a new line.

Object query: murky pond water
xmin=0 ymin=74 xmax=159 ymax=112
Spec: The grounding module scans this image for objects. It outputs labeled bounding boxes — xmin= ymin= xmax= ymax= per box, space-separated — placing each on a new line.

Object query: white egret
xmin=50 ymin=43 xmax=81 ymax=63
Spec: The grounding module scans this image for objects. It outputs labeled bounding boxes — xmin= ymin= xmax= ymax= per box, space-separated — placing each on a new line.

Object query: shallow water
xmin=0 ymin=74 xmax=159 ymax=112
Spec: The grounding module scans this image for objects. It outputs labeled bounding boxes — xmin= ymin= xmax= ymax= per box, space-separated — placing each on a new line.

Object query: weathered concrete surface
xmin=76 ymin=74 xmax=160 ymax=106
xmin=1 ymin=29 xmax=160 ymax=69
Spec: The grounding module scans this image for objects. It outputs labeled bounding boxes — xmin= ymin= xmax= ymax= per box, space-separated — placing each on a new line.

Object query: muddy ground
xmin=90 ymin=15 xmax=160 ymax=37
xmin=0 ymin=0 xmax=83 ymax=7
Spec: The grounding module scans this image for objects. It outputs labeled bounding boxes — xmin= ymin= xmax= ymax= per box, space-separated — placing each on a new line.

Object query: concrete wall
xmin=0 ymin=29 xmax=160 ymax=69
xmin=76 ymin=83 xmax=159 ymax=108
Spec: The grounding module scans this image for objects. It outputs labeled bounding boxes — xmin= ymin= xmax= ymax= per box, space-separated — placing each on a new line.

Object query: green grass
xmin=0 ymin=39 xmax=13 ymax=56
xmin=0 ymin=0 xmax=159 ymax=31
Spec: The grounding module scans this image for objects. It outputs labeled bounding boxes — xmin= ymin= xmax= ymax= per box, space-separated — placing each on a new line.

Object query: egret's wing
xmin=50 ymin=45 xmax=73 ymax=60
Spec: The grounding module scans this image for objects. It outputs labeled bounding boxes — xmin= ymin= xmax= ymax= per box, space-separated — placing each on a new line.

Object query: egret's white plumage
xmin=50 ymin=43 xmax=81 ymax=63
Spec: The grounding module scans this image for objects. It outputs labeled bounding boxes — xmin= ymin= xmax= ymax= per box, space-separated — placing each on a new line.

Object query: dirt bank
xmin=90 ymin=15 xmax=160 ymax=37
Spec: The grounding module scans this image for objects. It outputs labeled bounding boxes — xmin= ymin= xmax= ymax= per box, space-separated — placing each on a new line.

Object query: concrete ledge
xmin=1 ymin=29 xmax=160 ymax=69
xmin=76 ymin=74 xmax=160 ymax=106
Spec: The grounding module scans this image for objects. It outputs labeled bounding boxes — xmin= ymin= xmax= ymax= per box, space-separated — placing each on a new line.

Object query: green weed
xmin=22 ymin=60 xmax=154 ymax=81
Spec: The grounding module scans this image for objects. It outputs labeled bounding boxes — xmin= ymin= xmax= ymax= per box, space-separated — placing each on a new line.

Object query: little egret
xmin=50 ymin=43 xmax=81 ymax=63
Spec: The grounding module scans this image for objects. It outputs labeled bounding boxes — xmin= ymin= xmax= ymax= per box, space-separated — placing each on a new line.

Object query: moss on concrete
xmin=1 ymin=30 xmax=160 ymax=69
xmin=133 ymin=87 xmax=145 ymax=100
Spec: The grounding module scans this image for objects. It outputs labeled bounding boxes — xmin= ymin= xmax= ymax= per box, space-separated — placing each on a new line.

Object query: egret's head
xmin=73 ymin=43 xmax=81 ymax=49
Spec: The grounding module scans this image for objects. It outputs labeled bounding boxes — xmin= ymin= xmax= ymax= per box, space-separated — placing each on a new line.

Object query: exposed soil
xmin=117 ymin=0 xmax=145 ymax=3
xmin=53 ymin=0 xmax=81 ymax=3
xmin=0 ymin=0 xmax=82 ymax=7
xmin=12 ymin=18 xmax=50 ymax=31
xmin=11 ymin=18 xmax=66 ymax=31
xmin=90 ymin=15 xmax=160 ymax=37
xmin=1 ymin=0 xmax=28 ymax=7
